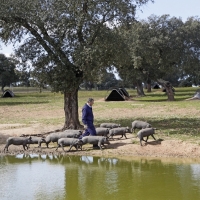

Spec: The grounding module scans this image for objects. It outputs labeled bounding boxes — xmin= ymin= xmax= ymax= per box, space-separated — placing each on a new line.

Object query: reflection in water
xmin=0 ymin=154 xmax=65 ymax=200
xmin=0 ymin=154 xmax=200 ymax=200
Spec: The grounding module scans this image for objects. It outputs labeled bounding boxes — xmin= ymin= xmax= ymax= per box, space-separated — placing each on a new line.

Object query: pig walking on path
xmin=4 ymin=136 xmax=32 ymax=152
xmin=55 ymin=138 xmax=83 ymax=152
xmin=40 ymin=130 xmax=82 ymax=148
xmin=131 ymin=120 xmax=152 ymax=132
xmin=108 ymin=127 xmax=130 ymax=140
xmin=27 ymin=136 xmax=46 ymax=148
xmin=96 ymin=127 xmax=110 ymax=137
xmin=137 ymin=128 xmax=157 ymax=146
xmin=81 ymin=136 xmax=110 ymax=150
xmin=100 ymin=123 xmax=121 ymax=129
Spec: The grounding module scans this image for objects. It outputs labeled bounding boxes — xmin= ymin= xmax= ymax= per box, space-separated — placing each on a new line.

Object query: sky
xmin=136 ymin=0 xmax=200 ymax=21
xmin=0 ymin=0 xmax=200 ymax=56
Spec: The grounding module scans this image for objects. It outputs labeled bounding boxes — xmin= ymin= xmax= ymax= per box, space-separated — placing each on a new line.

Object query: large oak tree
xmin=0 ymin=0 xmax=152 ymax=128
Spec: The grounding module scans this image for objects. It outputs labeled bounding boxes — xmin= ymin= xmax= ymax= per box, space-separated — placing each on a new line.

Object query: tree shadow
xmin=96 ymin=118 xmax=200 ymax=136
xmin=0 ymin=101 xmax=49 ymax=106
xmin=131 ymin=90 xmax=197 ymax=101
xmin=0 ymin=133 xmax=11 ymax=144
xmin=108 ymin=142 xmax=128 ymax=149
xmin=144 ymin=138 xmax=164 ymax=146
xmin=108 ymin=137 xmax=130 ymax=141
xmin=151 ymin=118 xmax=200 ymax=130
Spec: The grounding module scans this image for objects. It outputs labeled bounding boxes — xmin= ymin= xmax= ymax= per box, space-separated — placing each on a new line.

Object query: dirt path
xmin=1 ymin=123 xmax=200 ymax=160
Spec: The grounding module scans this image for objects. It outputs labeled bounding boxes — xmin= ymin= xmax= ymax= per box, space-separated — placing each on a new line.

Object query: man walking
xmin=79 ymin=98 xmax=99 ymax=149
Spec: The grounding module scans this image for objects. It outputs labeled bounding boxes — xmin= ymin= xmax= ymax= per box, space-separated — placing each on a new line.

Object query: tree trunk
xmin=136 ymin=80 xmax=145 ymax=96
xmin=165 ymin=85 xmax=175 ymax=101
xmin=1 ymin=86 xmax=4 ymax=93
xmin=146 ymin=79 xmax=151 ymax=93
xmin=87 ymin=82 xmax=93 ymax=91
xmin=63 ymin=88 xmax=82 ymax=130
xmin=157 ymin=79 xmax=175 ymax=101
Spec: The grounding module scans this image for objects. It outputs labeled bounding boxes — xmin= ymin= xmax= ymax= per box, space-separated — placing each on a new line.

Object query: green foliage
xmin=180 ymin=17 xmax=200 ymax=85
xmin=117 ymin=15 xmax=200 ymax=90
xmin=0 ymin=0 xmax=154 ymax=126
xmin=179 ymin=78 xmax=193 ymax=87
xmin=0 ymin=54 xmax=19 ymax=91
xmin=15 ymin=69 xmax=31 ymax=87
xmin=0 ymin=0 xmax=153 ymax=93
xmin=96 ymin=72 xmax=120 ymax=89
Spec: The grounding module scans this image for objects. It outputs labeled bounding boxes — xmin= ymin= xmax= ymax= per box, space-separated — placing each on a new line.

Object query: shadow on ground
xmin=108 ymin=142 xmax=128 ymax=149
xmin=145 ymin=138 xmax=164 ymax=146
xmin=0 ymin=133 xmax=11 ymax=144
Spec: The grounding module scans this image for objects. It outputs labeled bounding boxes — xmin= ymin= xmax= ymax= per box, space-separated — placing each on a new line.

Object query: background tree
xmin=30 ymin=70 xmax=49 ymax=92
xmin=114 ymin=23 xmax=149 ymax=96
xmin=96 ymin=71 xmax=119 ymax=90
xmin=0 ymin=0 xmax=152 ymax=128
xmin=0 ymin=54 xmax=19 ymax=92
xmin=178 ymin=77 xmax=193 ymax=87
xmin=118 ymin=15 xmax=186 ymax=100
xmin=180 ymin=17 xmax=200 ymax=86
xmin=15 ymin=68 xmax=31 ymax=87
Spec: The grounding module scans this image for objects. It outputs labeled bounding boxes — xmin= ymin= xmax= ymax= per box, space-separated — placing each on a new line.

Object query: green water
xmin=0 ymin=154 xmax=200 ymax=200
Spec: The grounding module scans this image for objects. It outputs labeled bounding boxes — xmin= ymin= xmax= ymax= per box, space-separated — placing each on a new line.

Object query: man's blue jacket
xmin=82 ymin=103 xmax=94 ymax=125
xmin=81 ymin=103 xmax=96 ymax=136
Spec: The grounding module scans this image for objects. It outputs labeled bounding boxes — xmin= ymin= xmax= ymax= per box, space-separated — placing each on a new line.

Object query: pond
xmin=0 ymin=154 xmax=200 ymax=200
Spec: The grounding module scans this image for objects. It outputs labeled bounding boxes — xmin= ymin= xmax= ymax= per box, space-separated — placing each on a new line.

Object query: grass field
xmin=0 ymin=87 xmax=200 ymax=142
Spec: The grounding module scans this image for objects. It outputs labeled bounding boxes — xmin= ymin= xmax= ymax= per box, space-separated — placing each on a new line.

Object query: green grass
xmin=130 ymin=87 xmax=198 ymax=101
xmin=1 ymin=86 xmax=200 ymax=143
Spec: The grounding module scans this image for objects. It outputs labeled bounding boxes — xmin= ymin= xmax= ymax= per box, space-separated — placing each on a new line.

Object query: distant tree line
xmin=1 ymin=15 xmax=200 ymax=96
xmin=113 ymin=15 xmax=200 ymax=100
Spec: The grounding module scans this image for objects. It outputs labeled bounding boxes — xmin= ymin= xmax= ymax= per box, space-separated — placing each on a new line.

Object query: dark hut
xmin=2 ymin=89 xmax=14 ymax=98
xmin=105 ymin=88 xmax=129 ymax=101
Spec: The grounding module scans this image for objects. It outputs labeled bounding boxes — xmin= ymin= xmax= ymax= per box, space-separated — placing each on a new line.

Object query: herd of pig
xmin=3 ymin=120 xmax=157 ymax=152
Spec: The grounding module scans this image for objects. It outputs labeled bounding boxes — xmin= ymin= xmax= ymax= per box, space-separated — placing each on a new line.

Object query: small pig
xmin=108 ymin=127 xmax=130 ymax=139
xmin=4 ymin=136 xmax=32 ymax=152
xmin=40 ymin=130 xmax=82 ymax=148
xmin=81 ymin=136 xmax=110 ymax=150
xmin=55 ymin=138 xmax=83 ymax=152
xmin=137 ymin=128 xmax=156 ymax=146
xmin=131 ymin=120 xmax=152 ymax=132
xmin=60 ymin=130 xmax=82 ymax=139
xmin=63 ymin=130 xmax=83 ymax=137
xmin=39 ymin=132 xmax=60 ymax=148
xmin=27 ymin=136 xmax=46 ymax=148
xmin=96 ymin=127 xmax=110 ymax=137
xmin=100 ymin=123 xmax=121 ymax=129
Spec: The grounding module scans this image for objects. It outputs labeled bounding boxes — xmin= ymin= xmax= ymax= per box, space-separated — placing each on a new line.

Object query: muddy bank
xmin=1 ymin=132 xmax=200 ymax=160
